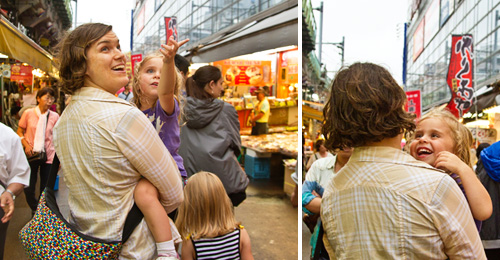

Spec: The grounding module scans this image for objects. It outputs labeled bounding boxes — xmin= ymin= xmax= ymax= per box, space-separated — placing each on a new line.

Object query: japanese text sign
xmin=446 ymin=35 xmax=474 ymax=118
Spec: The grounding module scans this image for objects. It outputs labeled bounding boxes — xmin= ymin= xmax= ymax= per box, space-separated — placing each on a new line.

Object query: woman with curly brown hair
xmin=53 ymin=23 xmax=183 ymax=259
xmin=320 ymin=62 xmax=485 ymax=259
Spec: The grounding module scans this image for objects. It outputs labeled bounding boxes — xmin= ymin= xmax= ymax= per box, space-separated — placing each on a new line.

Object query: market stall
xmin=241 ymin=132 xmax=298 ymax=196
xmin=189 ymin=46 xmax=299 ymax=195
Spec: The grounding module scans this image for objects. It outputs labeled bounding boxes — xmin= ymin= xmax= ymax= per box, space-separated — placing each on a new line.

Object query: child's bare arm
xmin=134 ymin=179 xmax=173 ymax=242
xmin=158 ymin=37 xmax=189 ymax=115
xmin=435 ymin=151 xmax=492 ymax=220
xmin=180 ymin=239 xmax=195 ymax=260
xmin=240 ymin=228 xmax=254 ymax=260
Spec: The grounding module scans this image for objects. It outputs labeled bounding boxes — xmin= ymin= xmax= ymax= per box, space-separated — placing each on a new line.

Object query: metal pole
xmin=74 ymin=0 xmax=77 ymax=28
xmin=340 ymin=36 xmax=344 ymax=67
xmin=318 ymin=1 xmax=324 ymax=65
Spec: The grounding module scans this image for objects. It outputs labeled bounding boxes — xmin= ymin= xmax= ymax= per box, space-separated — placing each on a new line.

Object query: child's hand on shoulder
xmin=434 ymin=151 xmax=470 ymax=176
xmin=160 ymin=36 xmax=189 ymax=64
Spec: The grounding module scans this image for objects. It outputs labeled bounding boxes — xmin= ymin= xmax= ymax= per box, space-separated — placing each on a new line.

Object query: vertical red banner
xmin=446 ymin=35 xmax=474 ymax=118
xmin=130 ymin=54 xmax=143 ymax=76
xmin=164 ymin=17 xmax=178 ymax=42
xmin=405 ymin=90 xmax=422 ymax=119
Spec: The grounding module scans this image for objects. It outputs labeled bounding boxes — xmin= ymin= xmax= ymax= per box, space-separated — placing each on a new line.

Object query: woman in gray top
xmin=179 ymin=65 xmax=249 ymax=206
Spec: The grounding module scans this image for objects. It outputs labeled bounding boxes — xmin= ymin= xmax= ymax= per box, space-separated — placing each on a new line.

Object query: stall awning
xmin=0 ymin=16 xmax=53 ymax=72
xmin=303 ymin=104 xmax=324 ymax=122
xmin=185 ymin=5 xmax=298 ymax=63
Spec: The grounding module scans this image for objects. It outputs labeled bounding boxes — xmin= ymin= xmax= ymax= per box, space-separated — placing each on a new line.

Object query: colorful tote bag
xmin=19 ymin=154 xmax=143 ymax=259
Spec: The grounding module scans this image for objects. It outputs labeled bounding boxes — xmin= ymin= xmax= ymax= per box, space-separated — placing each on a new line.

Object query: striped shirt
xmin=192 ymin=229 xmax=241 ymax=259
xmin=321 ymin=146 xmax=485 ymax=260
xmin=53 ymin=87 xmax=183 ymax=259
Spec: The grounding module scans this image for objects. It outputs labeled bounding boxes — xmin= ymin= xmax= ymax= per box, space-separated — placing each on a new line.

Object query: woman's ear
xmin=208 ymin=80 xmax=215 ymax=89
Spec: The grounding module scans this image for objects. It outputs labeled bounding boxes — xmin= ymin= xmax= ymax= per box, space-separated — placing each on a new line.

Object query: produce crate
xmin=244 ymin=154 xmax=270 ymax=179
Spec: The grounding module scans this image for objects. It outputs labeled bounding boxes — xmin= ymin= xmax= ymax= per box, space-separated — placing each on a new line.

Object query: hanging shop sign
xmin=130 ymin=54 xmax=143 ymax=76
xmin=10 ymin=63 xmax=33 ymax=85
xmin=446 ymin=34 xmax=474 ymax=118
xmin=213 ymin=60 xmax=272 ymax=87
xmin=468 ymin=128 xmax=497 ymax=145
xmin=279 ymin=50 xmax=298 ymax=84
xmin=164 ymin=16 xmax=178 ymax=42
xmin=405 ymin=90 xmax=422 ymax=119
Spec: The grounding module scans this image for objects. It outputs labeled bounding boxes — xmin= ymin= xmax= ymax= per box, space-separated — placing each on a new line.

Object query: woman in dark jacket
xmin=179 ymin=65 xmax=249 ymax=206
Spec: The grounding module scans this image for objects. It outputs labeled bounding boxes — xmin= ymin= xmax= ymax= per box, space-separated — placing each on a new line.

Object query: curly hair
xmin=322 ymin=62 xmax=416 ymax=150
xmin=55 ymin=23 xmax=112 ymax=95
xmin=406 ymin=108 xmax=474 ymax=167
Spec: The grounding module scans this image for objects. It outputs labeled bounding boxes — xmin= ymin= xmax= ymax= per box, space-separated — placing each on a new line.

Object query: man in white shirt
xmin=0 ymin=122 xmax=30 ymax=260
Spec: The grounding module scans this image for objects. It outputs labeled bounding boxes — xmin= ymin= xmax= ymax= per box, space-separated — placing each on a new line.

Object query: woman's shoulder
xmin=221 ymin=101 xmax=237 ymax=114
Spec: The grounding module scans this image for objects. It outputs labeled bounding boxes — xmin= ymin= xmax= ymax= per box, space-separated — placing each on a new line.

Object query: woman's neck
xmin=39 ymin=105 xmax=48 ymax=114
xmin=319 ymin=151 xmax=327 ymax=157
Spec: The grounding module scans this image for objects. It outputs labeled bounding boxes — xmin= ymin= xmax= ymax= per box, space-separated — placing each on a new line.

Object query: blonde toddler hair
xmin=175 ymin=171 xmax=240 ymax=240
xmin=132 ymin=52 xmax=184 ymax=111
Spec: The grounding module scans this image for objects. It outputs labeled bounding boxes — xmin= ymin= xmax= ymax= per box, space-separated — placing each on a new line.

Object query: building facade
xmin=131 ymin=0 xmax=297 ymax=63
xmin=405 ymin=0 xmax=500 ymax=142
xmin=405 ymin=0 xmax=500 ymax=111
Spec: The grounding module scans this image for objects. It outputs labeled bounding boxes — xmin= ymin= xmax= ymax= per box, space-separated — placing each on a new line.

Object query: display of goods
xmin=241 ymin=132 xmax=298 ymax=156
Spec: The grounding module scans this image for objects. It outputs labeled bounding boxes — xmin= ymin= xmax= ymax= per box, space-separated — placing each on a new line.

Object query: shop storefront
xmin=204 ymin=47 xmax=299 ymax=196
xmin=0 ymin=15 xmax=58 ymax=129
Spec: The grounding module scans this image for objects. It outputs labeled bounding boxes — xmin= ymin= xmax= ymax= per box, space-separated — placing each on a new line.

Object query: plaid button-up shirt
xmin=321 ymin=146 xmax=485 ymax=260
xmin=54 ymin=87 xmax=183 ymax=259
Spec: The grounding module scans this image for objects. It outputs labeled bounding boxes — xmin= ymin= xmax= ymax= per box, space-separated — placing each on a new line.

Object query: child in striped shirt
xmin=175 ymin=171 xmax=254 ymax=260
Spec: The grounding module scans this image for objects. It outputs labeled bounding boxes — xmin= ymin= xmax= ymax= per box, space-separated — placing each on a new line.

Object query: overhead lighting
xmin=465 ymin=120 xmax=491 ymax=128
xmin=484 ymin=105 xmax=500 ymax=114
xmin=0 ymin=52 xmax=8 ymax=59
xmin=32 ymin=68 xmax=44 ymax=77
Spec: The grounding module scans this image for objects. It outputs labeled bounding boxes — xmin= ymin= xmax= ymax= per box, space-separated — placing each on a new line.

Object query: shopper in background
xmin=174 ymin=54 xmax=190 ymax=82
xmin=477 ymin=141 xmax=500 ymax=259
xmin=305 ymin=139 xmax=334 ymax=171
xmin=174 ymin=54 xmax=190 ymax=97
xmin=249 ymin=88 xmax=270 ymax=135
xmin=179 ymin=65 xmax=249 ymax=207
xmin=118 ymin=82 xmax=134 ymax=102
xmin=0 ymin=122 xmax=30 ymax=260
xmin=302 ymin=147 xmax=352 ymax=259
xmin=53 ymin=23 xmax=183 ymax=259
xmin=321 ymin=62 xmax=485 ymax=259
xmin=16 ymin=87 xmax=59 ymax=216
xmin=175 ymin=171 xmax=253 ymax=260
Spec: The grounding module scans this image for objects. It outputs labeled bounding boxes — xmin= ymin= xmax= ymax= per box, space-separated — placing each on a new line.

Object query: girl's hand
xmin=160 ymin=36 xmax=189 ymax=64
xmin=434 ymin=151 xmax=468 ymax=176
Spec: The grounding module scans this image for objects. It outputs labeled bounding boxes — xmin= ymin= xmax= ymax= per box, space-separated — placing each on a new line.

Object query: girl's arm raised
xmin=435 ymin=151 xmax=492 ymax=220
xmin=240 ymin=228 xmax=254 ymax=260
xmin=158 ymin=37 xmax=189 ymax=115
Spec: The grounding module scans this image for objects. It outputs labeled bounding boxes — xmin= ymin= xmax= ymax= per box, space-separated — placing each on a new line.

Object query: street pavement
xmin=5 ymin=173 xmax=298 ymax=259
